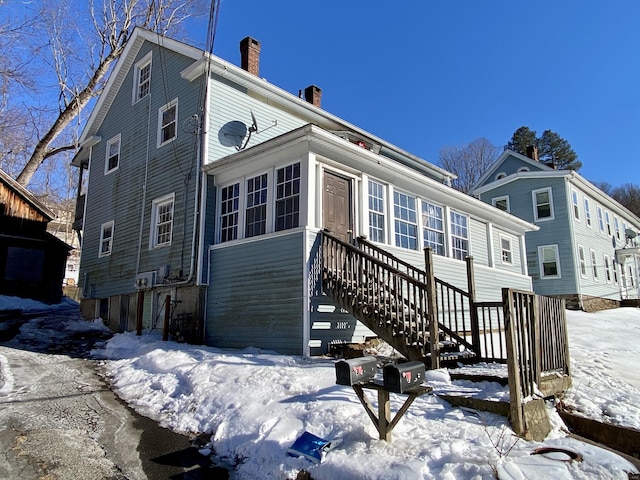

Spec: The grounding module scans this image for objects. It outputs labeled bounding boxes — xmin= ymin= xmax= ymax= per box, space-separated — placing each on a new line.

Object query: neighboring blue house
xmin=72 ymin=28 xmax=537 ymax=356
xmin=472 ymin=149 xmax=640 ymax=311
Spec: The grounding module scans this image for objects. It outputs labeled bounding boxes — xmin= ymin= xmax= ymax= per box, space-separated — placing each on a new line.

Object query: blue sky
xmin=187 ymin=1 xmax=640 ymax=187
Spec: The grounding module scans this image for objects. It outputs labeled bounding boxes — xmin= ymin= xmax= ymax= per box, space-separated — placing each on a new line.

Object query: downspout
xmin=566 ymin=177 xmax=583 ymax=309
xmin=135 ymin=96 xmax=153 ymax=275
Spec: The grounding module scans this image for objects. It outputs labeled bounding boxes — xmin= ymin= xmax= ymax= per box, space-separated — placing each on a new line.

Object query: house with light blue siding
xmin=72 ymin=28 xmax=538 ymax=356
xmin=473 ymin=149 xmax=640 ymax=311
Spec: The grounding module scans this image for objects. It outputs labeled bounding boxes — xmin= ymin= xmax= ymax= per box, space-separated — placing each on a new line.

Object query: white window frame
xmin=157 ymin=99 xmax=178 ymax=148
xmin=571 ymin=189 xmax=580 ymax=221
xmin=604 ymin=210 xmax=612 ymax=236
xmin=517 ymin=167 xmax=530 ymax=173
xmin=220 ymin=182 xmax=240 ymax=242
xmin=393 ymin=190 xmax=418 ymax=250
xmin=495 ymin=172 xmax=507 ymax=180
xmin=105 ymin=134 xmax=121 ymax=175
xmin=584 ymin=198 xmax=592 ymax=227
xmin=275 ymin=162 xmax=301 ymax=232
xmin=590 ymin=249 xmax=598 ymax=281
xmin=614 ymin=217 xmax=621 ymax=242
xmin=245 ymin=173 xmax=268 ymax=238
xmin=450 ymin=210 xmax=469 ymax=261
xmin=150 ymin=193 xmax=175 ymax=249
xmin=133 ymin=52 xmax=152 ymax=103
xmin=500 ymin=235 xmax=513 ymax=265
xmin=492 ymin=195 xmax=510 ymax=213
xmin=613 ymin=259 xmax=619 ymax=284
xmin=99 ymin=221 xmax=114 ymax=258
xmin=532 ymin=187 xmax=554 ymax=221
xmin=597 ymin=205 xmax=605 ymax=233
xmin=538 ymin=244 xmax=560 ymax=279
xmin=604 ymin=255 xmax=612 ymax=283
xmin=578 ymin=245 xmax=587 ymax=277
xmin=422 ymin=200 xmax=445 ymax=256
xmin=368 ymin=179 xmax=386 ymax=243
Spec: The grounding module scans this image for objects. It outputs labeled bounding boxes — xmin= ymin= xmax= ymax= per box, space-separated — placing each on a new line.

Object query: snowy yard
xmin=1 ymin=295 xmax=639 ymax=479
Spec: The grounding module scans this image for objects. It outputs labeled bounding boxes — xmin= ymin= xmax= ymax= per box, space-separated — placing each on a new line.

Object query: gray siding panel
xmin=206 ymin=231 xmax=305 ymax=354
xmin=80 ymin=42 xmax=204 ymax=299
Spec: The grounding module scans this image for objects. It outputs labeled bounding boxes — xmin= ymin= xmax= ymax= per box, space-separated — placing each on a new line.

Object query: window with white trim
xmin=105 ymin=135 xmax=120 ymax=174
xmin=450 ymin=210 xmax=469 ymax=260
xmin=604 ymin=255 xmax=612 ymax=283
xmin=597 ymin=205 xmax=605 ymax=233
xmin=492 ymin=196 xmax=510 ymax=212
xmin=245 ymin=173 xmax=268 ymax=238
xmin=99 ymin=221 xmax=114 ymax=257
xmin=133 ymin=52 xmax=152 ymax=102
xmin=275 ymin=162 xmax=300 ymax=231
xmin=613 ymin=259 xmax=619 ymax=284
xmin=368 ymin=180 xmax=386 ymax=243
xmin=500 ymin=235 xmax=512 ymax=264
xmin=578 ymin=245 xmax=587 ymax=277
xmin=495 ymin=172 xmax=507 ymax=180
xmin=393 ymin=191 xmax=418 ymax=250
xmin=584 ymin=198 xmax=592 ymax=227
xmin=221 ymin=183 xmax=240 ymax=242
xmin=614 ymin=217 xmax=621 ymax=242
xmin=571 ymin=189 xmax=580 ymax=220
xmin=422 ymin=201 xmax=444 ymax=255
xmin=517 ymin=167 xmax=530 ymax=172
xmin=151 ymin=194 xmax=174 ymax=248
xmin=628 ymin=265 xmax=635 ymax=287
xmin=538 ymin=245 xmax=560 ymax=278
xmin=532 ymin=187 xmax=554 ymax=221
xmin=590 ymin=249 xmax=598 ymax=281
xmin=157 ymin=99 xmax=178 ymax=147
xmin=604 ymin=210 xmax=612 ymax=236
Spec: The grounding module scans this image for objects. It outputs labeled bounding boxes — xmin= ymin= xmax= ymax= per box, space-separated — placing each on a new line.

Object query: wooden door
xmin=323 ymin=171 xmax=353 ymax=243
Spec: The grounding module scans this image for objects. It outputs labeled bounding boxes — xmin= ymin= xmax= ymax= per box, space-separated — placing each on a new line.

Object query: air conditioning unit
xmin=134 ymin=271 xmax=156 ymax=290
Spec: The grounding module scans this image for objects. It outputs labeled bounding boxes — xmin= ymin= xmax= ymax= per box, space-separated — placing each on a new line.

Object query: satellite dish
xmin=626 ymin=228 xmax=637 ymax=239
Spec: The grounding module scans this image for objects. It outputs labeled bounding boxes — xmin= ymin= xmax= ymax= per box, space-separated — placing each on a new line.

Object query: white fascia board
xmin=569 ymin=172 xmax=640 ymax=225
xmin=472 ymin=170 xmax=569 ymax=196
xmin=472 ymin=149 xmax=554 ymax=191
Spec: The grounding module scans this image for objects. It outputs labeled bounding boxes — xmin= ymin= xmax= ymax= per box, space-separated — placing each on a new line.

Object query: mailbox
xmin=335 ymin=356 xmax=378 ymax=386
xmin=383 ymin=361 xmax=425 ymax=393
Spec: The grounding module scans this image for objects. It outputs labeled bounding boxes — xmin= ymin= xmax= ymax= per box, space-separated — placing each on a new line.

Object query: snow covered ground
xmin=1 ymin=294 xmax=639 ymax=479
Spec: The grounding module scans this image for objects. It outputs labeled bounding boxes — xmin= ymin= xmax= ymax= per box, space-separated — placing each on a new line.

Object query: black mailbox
xmin=383 ymin=361 xmax=426 ymax=393
xmin=335 ymin=356 xmax=378 ymax=386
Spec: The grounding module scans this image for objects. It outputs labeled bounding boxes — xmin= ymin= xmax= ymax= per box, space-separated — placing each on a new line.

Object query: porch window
xmin=629 ymin=265 xmax=635 ymax=287
xmin=532 ymin=187 xmax=554 ymax=221
xmin=604 ymin=255 xmax=612 ymax=283
xmin=245 ymin=173 xmax=268 ymax=237
xmin=578 ymin=245 xmax=586 ymax=277
xmin=368 ymin=180 xmax=386 ymax=243
xmin=133 ymin=52 xmax=151 ymax=102
xmin=613 ymin=259 xmax=619 ymax=284
xmin=450 ymin=210 xmax=469 ymax=260
xmin=597 ymin=206 xmax=605 ymax=233
xmin=584 ymin=198 xmax=592 ymax=227
xmin=99 ymin=221 xmax=114 ymax=258
xmin=275 ymin=162 xmax=300 ymax=231
xmin=221 ymin=183 xmax=240 ymax=242
xmin=538 ymin=245 xmax=560 ymax=278
xmin=158 ymin=99 xmax=178 ymax=147
xmin=422 ymin=201 xmax=444 ymax=255
xmin=590 ymin=249 xmax=598 ymax=281
xmin=393 ymin=191 xmax=418 ymax=250
xmin=500 ymin=235 xmax=512 ymax=264
xmin=105 ymin=135 xmax=120 ymax=174
xmin=492 ymin=196 xmax=510 ymax=212
xmin=571 ymin=189 xmax=580 ymax=220
xmin=151 ymin=194 xmax=174 ymax=248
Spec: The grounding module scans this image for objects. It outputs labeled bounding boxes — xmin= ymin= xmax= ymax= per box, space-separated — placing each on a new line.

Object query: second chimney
xmin=526 ymin=145 xmax=539 ymax=162
xmin=304 ymin=85 xmax=322 ymax=108
xmin=240 ymin=37 xmax=261 ymax=76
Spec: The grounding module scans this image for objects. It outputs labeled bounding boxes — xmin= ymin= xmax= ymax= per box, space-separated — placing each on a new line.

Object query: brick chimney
xmin=526 ymin=145 xmax=539 ymax=162
xmin=303 ymin=85 xmax=322 ymax=108
xmin=240 ymin=37 xmax=261 ymax=76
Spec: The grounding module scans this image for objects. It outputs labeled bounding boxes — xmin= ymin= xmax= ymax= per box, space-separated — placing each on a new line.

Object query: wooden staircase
xmin=320 ymin=231 xmax=477 ymax=367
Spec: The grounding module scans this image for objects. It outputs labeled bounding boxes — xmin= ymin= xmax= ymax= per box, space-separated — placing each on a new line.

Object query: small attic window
xmin=518 ymin=167 xmax=530 ymax=172
xmin=495 ymin=172 xmax=507 ymax=180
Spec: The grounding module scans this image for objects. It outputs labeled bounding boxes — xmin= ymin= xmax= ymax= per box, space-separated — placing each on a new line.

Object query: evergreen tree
xmin=505 ymin=126 xmax=581 ymax=171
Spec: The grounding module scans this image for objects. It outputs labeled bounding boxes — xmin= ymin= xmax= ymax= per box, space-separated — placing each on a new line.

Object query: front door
xmin=323 ymin=171 xmax=353 ymax=243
